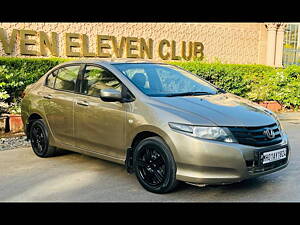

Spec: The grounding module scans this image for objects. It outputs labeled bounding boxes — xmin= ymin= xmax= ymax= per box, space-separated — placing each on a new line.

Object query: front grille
xmin=228 ymin=123 xmax=282 ymax=147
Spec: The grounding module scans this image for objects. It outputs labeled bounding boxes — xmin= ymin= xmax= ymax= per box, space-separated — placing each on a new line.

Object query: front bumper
xmin=169 ymin=130 xmax=290 ymax=185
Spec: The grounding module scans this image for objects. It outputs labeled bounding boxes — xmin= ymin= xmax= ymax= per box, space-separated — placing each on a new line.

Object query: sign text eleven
xmin=0 ymin=28 xmax=204 ymax=61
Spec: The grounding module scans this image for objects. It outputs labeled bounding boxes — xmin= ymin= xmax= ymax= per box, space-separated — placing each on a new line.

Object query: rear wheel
xmin=29 ymin=119 xmax=58 ymax=157
xmin=133 ymin=136 xmax=178 ymax=193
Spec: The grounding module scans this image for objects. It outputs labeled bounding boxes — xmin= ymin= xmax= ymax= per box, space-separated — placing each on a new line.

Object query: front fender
xmin=127 ymin=124 xmax=179 ymax=161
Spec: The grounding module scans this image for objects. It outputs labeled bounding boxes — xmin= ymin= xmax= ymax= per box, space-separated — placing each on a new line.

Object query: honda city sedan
xmin=21 ymin=60 xmax=290 ymax=193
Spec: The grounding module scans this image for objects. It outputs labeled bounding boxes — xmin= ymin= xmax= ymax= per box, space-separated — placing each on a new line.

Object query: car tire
xmin=133 ymin=136 xmax=179 ymax=194
xmin=29 ymin=119 xmax=59 ymax=158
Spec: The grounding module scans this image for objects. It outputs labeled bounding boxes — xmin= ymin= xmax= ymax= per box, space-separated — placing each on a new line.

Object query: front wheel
xmin=133 ymin=136 xmax=178 ymax=194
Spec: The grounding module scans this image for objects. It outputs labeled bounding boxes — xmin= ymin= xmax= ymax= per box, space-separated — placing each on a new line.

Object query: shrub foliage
xmin=0 ymin=57 xmax=66 ymax=103
xmin=170 ymin=61 xmax=300 ymax=109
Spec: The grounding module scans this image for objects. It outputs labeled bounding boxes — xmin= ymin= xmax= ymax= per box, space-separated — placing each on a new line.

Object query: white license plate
xmin=262 ymin=148 xmax=287 ymax=164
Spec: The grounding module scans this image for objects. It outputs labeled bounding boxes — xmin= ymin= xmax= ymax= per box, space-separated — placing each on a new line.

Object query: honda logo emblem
xmin=263 ymin=128 xmax=275 ymax=139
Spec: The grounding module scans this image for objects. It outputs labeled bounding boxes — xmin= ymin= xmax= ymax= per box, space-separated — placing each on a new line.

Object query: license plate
xmin=262 ymin=148 xmax=287 ymax=164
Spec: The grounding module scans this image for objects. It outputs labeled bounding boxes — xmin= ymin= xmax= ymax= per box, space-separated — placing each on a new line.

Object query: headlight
xmin=168 ymin=122 xmax=237 ymax=143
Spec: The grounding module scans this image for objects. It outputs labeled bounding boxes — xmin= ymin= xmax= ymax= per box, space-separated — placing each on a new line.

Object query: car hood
xmin=154 ymin=93 xmax=276 ymax=127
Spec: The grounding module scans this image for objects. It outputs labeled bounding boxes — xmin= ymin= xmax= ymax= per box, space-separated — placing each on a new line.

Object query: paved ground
xmin=0 ymin=116 xmax=299 ymax=202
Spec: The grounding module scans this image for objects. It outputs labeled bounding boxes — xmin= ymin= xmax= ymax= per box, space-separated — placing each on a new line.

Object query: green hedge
xmin=0 ymin=57 xmax=67 ymax=103
xmin=0 ymin=57 xmax=300 ymax=110
xmin=169 ymin=61 xmax=300 ymax=109
xmin=169 ymin=61 xmax=274 ymax=97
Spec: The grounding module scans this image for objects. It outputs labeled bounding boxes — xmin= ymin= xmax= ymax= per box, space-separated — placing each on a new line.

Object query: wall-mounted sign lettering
xmin=0 ymin=28 xmax=204 ymax=61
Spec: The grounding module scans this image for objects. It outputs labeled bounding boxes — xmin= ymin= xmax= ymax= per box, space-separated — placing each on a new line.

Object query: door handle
xmin=76 ymin=100 xmax=89 ymax=106
xmin=43 ymin=94 xmax=53 ymax=99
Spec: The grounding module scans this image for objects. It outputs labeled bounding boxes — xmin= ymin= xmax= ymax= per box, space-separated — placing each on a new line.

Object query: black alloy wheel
xmin=137 ymin=145 xmax=166 ymax=186
xmin=133 ymin=136 xmax=178 ymax=193
xmin=29 ymin=119 xmax=58 ymax=157
xmin=31 ymin=124 xmax=46 ymax=155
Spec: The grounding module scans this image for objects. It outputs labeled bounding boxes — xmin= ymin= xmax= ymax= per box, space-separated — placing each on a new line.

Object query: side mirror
xmin=100 ymin=89 xmax=123 ymax=102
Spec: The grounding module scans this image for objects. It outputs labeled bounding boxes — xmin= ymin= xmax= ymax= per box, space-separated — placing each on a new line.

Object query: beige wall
xmin=0 ymin=22 xmax=268 ymax=65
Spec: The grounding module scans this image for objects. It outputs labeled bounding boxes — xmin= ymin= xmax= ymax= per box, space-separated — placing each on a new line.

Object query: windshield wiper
xmin=164 ymin=91 xmax=215 ymax=97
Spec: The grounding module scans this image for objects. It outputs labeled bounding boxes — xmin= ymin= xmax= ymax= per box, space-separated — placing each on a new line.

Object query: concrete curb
xmin=277 ymin=112 xmax=300 ymax=121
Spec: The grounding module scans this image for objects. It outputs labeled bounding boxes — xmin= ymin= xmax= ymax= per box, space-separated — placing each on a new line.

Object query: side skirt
xmin=54 ymin=142 xmax=126 ymax=165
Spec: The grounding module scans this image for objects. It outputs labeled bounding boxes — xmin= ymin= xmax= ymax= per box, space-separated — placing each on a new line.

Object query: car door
xmin=42 ymin=64 xmax=82 ymax=147
xmin=74 ymin=64 xmax=126 ymax=159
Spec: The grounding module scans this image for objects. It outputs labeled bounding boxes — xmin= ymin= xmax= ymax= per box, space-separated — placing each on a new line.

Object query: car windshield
xmin=113 ymin=63 xmax=220 ymax=97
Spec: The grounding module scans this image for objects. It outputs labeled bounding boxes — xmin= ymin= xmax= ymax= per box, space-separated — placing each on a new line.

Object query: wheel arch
xmin=26 ymin=112 xmax=52 ymax=141
xmin=129 ymin=125 xmax=175 ymax=151
xmin=125 ymin=126 xmax=177 ymax=173
xmin=131 ymin=131 xmax=159 ymax=149
xmin=25 ymin=113 xmax=42 ymax=138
